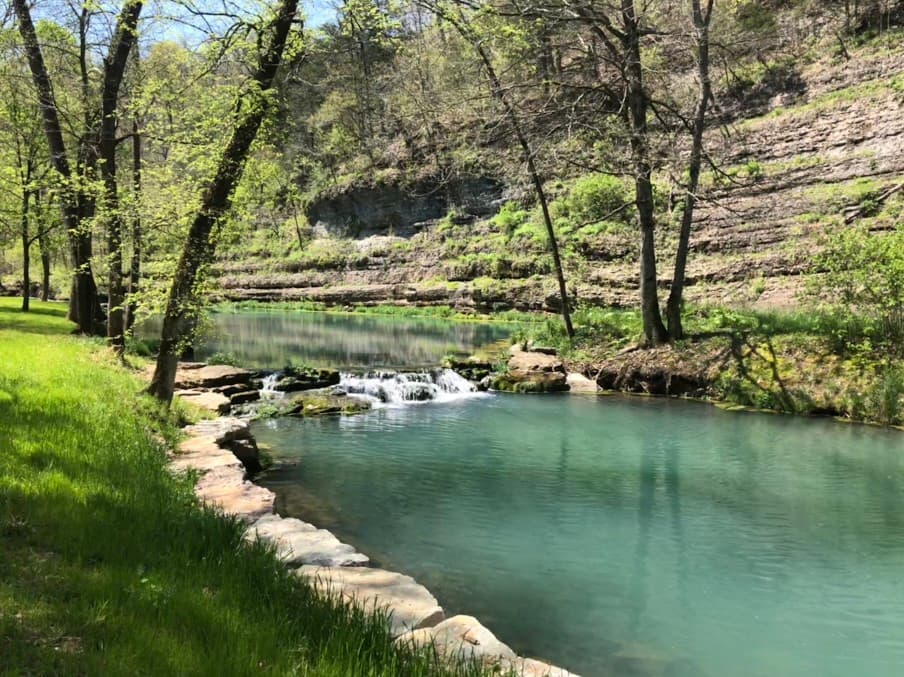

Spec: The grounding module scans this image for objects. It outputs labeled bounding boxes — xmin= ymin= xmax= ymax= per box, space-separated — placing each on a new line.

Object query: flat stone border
xmin=169 ymin=413 xmax=579 ymax=676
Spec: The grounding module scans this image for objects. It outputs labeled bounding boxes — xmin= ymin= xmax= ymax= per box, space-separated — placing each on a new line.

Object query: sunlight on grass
xmin=0 ymin=295 xmax=489 ymax=676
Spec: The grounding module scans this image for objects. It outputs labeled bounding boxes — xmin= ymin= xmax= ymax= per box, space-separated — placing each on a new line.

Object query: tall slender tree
xmin=148 ymin=0 xmax=301 ymax=403
xmin=13 ymin=0 xmax=143 ymax=337
xmin=417 ymin=1 xmax=574 ymax=337
xmin=665 ymin=0 xmax=714 ymax=339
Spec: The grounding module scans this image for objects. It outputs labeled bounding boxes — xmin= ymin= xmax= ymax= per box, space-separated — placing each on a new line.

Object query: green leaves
xmin=813 ymin=223 xmax=904 ymax=350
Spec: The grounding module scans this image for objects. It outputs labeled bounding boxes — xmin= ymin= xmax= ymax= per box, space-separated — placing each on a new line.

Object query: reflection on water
xmin=187 ymin=311 xmax=512 ymax=369
xmin=254 ymin=395 xmax=904 ymax=677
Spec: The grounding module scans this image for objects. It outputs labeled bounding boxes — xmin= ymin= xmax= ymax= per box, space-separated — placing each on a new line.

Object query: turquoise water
xmin=254 ymin=394 xmax=904 ymax=677
xmin=189 ymin=311 xmax=512 ymax=369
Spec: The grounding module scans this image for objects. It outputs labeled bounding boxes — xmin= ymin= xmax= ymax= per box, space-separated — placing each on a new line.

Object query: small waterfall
xmin=260 ymin=372 xmax=283 ymax=397
xmin=338 ymin=369 xmax=482 ymax=407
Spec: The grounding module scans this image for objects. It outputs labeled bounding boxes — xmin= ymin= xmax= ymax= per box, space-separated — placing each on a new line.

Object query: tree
xmin=416 ymin=1 xmax=574 ymax=337
xmin=0 ymin=27 xmax=60 ymax=312
xmin=148 ymin=0 xmax=301 ymax=403
xmin=618 ymin=0 xmax=668 ymax=345
xmin=12 ymin=0 xmax=143 ymax=339
xmin=665 ymin=0 xmax=715 ymax=339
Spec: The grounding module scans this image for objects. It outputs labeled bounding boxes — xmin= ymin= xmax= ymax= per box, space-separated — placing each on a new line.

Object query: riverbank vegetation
xmin=0 ymin=298 xmax=485 ymax=675
xmin=513 ymin=301 xmax=904 ymax=427
xmin=0 ymin=2 xmax=901 ymax=415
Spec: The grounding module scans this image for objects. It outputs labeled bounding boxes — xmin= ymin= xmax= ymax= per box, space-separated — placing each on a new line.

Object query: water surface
xmin=191 ymin=310 xmax=512 ymax=368
xmin=254 ymin=395 xmax=904 ymax=677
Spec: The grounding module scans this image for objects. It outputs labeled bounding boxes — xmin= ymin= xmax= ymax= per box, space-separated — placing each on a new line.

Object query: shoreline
xmin=167 ymin=353 xmax=902 ymax=676
xmin=190 ymin=301 xmax=904 ymax=430
xmin=170 ymin=368 xmax=578 ymax=676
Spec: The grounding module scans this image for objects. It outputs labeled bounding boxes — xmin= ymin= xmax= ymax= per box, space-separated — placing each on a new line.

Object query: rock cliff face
xmin=306 ymin=176 xmax=503 ymax=238
xmin=218 ymin=41 xmax=904 ymax=313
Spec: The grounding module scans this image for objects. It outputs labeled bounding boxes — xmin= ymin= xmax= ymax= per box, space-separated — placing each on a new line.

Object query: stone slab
xmin=183 ymin=417 xmax=251 ymax=444
xmin=500 ymin=657 xmax=580 ymax=677
xmin=395 ymin=614 xmax=515 ymax=663
xmin=298 ymin=565 xmax=444 ymax=637
xmin=176 ymin=390 xmax=231 ymax=414
xmin=174 ymin=364 xmax=254 ymax=389
xmin=194 ymin=466 xmax=275 ymax=523
xmin=246 ymin=515 xmax=369 ymax=567
xmin=566 ymin=373 xmax=599 ymax=393
xmin=229 ymin=390 xmax=260 ymax=406
xmin=170 ymin=436 xmax=245 ymax=475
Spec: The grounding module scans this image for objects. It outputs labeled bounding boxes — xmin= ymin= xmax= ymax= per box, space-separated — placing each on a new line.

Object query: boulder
xmin=443 ymin=357 xmax=493 ymax=383
xmin=499 ymin=657 xmax=580 ymax=677
xmin=395 ymin=615 xmax=515 ymax=663
xmin=298 ymin=565 xmax=445 ymax=638
xmin=247 ymin=515 xmax=369 ymax=567
xmin=230 ymin=438 xmax=262 ymax=474
xmin=173 ymin=364 xmax=254 ymax=389
xmin=492 ymin=349 xmax=569 ymax=393
xmin=286 ymin=393 xmax=372 ymax=417
xmin=566 ymin=373 xmax=599 ymax=393
xmin=194 ymin=466 xmax=275 ymax=523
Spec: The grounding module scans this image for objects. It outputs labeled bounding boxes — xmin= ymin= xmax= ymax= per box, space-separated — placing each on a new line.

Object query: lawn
xmin=0 ymin=297 xmax=479 ymax=676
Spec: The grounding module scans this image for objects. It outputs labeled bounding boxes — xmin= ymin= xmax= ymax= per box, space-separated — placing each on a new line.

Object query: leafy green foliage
xmin=814 ymin=224 xmax=904 ymax=349
xmin=552 ymin=174 xmax=634 ymax=228
xmin=490 ymin=201 xmax=531 ymax=235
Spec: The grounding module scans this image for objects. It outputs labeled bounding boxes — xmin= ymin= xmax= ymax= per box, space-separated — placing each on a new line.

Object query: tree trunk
xmin=621 ymin=0 xmax=668 ymax=346
xmin=39 ymin=229 xmax=51 ymax=302
xmin=488 ymin=64 xmax=573 ymax=337
xmin=126 ymin=116 xmax=142 ymax=330
xmin=13 ymin=0 xmax=100 ymax=334
xmin=666 ymin=0 xmax=714 ymax=340
xmin=148 ymin=0 xmax=301 ymax=404
xmin=21 ymin=190 xmax=31 ymax=313
xmin=99 ymin=0 xmax=144 ymax=355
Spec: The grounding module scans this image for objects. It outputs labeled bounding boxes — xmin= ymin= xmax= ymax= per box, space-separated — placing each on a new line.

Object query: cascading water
xmin=338 ymin=368 xmax=483 ymax=406
xmin=260 ymin=372 xmax=283 ymax=397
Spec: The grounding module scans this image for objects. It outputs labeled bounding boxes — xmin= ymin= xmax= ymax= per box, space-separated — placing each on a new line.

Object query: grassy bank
xmin=515 ymin=304 xmax=904 ymax=427
xmin=0 ymin=298 xmax=481 ymax=676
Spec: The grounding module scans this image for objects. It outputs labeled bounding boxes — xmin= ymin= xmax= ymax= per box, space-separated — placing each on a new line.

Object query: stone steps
xmin=246 ymin=515 xmax=369 ymax=568
xmin=170 ymin=412 xmax=579 ymax=675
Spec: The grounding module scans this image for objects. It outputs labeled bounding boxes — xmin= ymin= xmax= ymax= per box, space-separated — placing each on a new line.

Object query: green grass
xmin=0 ymin=297 xmax=488 ymax=676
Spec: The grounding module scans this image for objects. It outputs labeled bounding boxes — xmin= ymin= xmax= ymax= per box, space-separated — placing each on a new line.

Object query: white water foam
xmin=259 ymin=372 xmax=284 ymax=398
xmin=338 ymin=369 xmax=485 ymax=407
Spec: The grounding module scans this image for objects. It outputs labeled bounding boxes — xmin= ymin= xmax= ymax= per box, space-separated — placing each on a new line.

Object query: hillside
xmin=215 ymin=30 xmax=904 ymax=314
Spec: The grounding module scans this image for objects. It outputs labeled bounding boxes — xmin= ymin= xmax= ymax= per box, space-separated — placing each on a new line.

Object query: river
xmin=206 ymin=310 xmax=904 ymax=677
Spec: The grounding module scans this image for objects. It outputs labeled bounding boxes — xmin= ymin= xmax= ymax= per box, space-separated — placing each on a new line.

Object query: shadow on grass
xmin=0 ymin=300 xmax=73 ymax=336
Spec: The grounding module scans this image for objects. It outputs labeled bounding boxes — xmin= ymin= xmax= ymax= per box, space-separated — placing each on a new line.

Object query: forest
xmin=3 ymin=2 xmax=904 ymax=674
xmin=2 ymin=0 xmax=903 ymax=404
xmin=2 ymin=2 xmax=901 ymax=388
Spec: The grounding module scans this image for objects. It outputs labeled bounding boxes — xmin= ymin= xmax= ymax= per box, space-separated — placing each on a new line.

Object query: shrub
xmin=564 ymin=173 xmax=633 ymax=226
xmin=207 ymin=351 xmax=239 ymax=366
xmin=491 ymin=201 xmax=531 ymax=236
xmin=813 ymin=224 xmax=904 ymax=350
xmin=868 ymin=367 xmax=904 ymax=425
xmin=745 ymin=160 xmax=764 ymax=182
